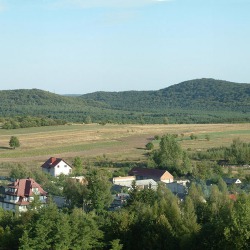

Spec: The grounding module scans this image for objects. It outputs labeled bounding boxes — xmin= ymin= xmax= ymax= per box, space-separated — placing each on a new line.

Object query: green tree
xmin=152 ymin=134 xmax=192 ymax=175
xmin=84 ymin=115 xmax=92 ymax=124
xmin=73 ymin=157 xmax=83 ymax=175
xmin=86 ymin=169 xmax=112 ymax=213
xmin=9 ymin=136 xmax=20 ymax=149
xmin=145 ymin=142 xmax=154 ymax=150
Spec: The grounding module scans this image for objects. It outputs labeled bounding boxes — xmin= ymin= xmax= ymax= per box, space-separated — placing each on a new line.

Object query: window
xmin=64 ymin=165 xmax=67 ymax=168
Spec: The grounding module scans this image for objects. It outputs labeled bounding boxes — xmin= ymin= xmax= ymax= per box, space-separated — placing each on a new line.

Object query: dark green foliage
xmin=193 ymin=139 xmax=250 ymax=165
xmin=9 ymin=136 xmax=20 ymax=149
xmin=0 ymin=78 xmax=250 ymax=124
xmin=0 ymin=182 xmax=249 ymax=249
xmin=152 ymin=134 xmax=192 ymax=175
xmin=145 ymin=142 xmax=154 ymax=150
xmin=2 ymin=116 xmax=66 ymax=129
xmin=86 ymin=169 xmax=113 ymax=213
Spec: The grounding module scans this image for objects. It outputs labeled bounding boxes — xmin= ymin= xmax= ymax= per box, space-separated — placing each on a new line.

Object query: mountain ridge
xmin=0 ymin=78 xmax=249 ymax=124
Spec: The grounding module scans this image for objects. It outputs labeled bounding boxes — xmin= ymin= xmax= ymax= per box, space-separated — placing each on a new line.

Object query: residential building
xmin=223 ymin=178 xmax=242 ymax=185
xmin=41 ymin=157 xmax=72 ymax=177
xmin=128 ymin=167 xmax=174 ymax=183
xmin=166 ymin=182 xmax=188 ymax=196
xmin=0 ymin=178 xmax=47 ymax=212
xmin=113 ymin=176 xmax=136 ymax=186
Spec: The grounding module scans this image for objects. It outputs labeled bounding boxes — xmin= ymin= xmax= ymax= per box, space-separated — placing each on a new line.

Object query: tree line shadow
xmin=0 ymin=146 xmax=11 ymax=150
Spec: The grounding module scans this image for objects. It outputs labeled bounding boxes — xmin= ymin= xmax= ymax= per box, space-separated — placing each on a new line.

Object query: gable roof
xmin=8 ymin=178 xmax=47 ymax=197
xmin=223 ymin=178 xmax=241 ymax=185
xmin=41 ymin=157 xmax=72 ymax=169
xmin=128 ymin=167 xmax=173 ymax=180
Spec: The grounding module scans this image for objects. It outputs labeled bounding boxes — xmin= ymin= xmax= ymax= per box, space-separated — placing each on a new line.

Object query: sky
xmin=0 ymin=0 xmax=250 ymax=94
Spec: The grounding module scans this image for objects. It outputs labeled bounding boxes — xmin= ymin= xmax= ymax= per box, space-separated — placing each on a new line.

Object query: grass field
xmin=0 ymin=123 xmax=249 ymax=174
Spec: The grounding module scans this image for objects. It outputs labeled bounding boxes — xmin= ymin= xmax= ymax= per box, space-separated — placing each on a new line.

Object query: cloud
xmin=53 ymin=0 xmax=171 ymax=9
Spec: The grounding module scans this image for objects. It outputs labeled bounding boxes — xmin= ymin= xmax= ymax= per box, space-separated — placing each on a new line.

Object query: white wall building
xmin=41 ymin=157 xmax=72 ymax=177
xmin=0 ymin=178 xmax=47 ymax=212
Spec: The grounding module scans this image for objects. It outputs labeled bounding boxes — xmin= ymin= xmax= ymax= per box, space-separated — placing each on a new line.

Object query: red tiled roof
xmin=128 ymin=167 xmax=172 ymax=180
xmin=229 ymin=194 xmax=237 ymax=201
xmin=41 ymin=157 xmax=72 ymax=169
xmin=41 ymin=157 xmax=63 ymax=169
xmin=7 ymin=178 xmax=47 ymax=197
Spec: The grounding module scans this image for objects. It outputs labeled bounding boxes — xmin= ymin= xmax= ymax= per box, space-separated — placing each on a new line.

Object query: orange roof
xmin=228 ymin=194 xmax=237 ymax=201
xmin=8 ymin=178 xmax=47 ymax=197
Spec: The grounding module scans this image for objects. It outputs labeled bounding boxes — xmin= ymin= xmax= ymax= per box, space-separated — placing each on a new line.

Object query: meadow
xmin=0 ymin=123 xmax=249 ymax=174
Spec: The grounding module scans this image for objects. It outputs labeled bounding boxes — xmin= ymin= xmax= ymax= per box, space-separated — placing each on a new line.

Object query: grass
xmin=0 ymin=123 xmax=249 ymax=174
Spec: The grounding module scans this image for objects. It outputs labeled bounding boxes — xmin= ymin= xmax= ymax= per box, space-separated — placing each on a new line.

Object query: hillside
xmin=0 ymin=79 xmax=250 ymax=124
xmin=81 ymin=78 xmax=250 ymax=112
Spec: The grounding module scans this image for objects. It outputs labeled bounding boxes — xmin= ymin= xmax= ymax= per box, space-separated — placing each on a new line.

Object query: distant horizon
xmin=0 ymin=77 xmax=249 ymax=95
xmin=1 ymin=0 xmax=250 ymax=94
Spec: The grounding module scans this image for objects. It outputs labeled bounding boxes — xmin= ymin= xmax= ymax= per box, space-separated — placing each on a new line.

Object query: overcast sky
xmin=0 ymin=0 xmax=250 ymax=94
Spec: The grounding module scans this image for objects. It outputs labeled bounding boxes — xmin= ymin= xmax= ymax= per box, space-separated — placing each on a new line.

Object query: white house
xmin=0 ymin=178 xmax=47 ymax=212
xmin=41 ymin=157 xmax=72 ymax=177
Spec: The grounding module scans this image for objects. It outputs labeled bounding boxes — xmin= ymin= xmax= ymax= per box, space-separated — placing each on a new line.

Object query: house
xmin=134 ymin=179 xmax=158 ymax=190
xmin=113 ymin=176 xmax=136 ymax=186
xmin=223 ymin=178 xmax=242 ymax=185
xmin=128 ymin=167 xmax=174 ymax=183
xmin=41 ymin=157 xmax=72 ymax=177
xmin=112 ymin=176 xmax=158 ymax=190
xmin=0 ymin=178 xmax=47 ymax=212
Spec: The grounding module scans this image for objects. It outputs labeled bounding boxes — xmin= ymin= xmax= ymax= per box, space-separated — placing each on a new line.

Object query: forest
xmin=0 ymin=78 xmax=250 ymax=125
xmin=0 ymin=172 xmax=249 ymax=250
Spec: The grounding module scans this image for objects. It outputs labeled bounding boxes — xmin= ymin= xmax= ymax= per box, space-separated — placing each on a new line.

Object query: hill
xmin=0 ymin=79 xmax=249 ymax=124
xmin=81 ymin=78 xmax=250 ymax=112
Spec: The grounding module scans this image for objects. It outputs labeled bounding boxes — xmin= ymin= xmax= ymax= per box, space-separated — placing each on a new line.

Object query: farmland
xmin=0 ymin=123 xmax=249 ymax=175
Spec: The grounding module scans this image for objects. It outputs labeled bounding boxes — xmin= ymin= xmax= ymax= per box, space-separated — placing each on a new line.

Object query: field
xmin=0 ymin=123 xmax=250 ymax=175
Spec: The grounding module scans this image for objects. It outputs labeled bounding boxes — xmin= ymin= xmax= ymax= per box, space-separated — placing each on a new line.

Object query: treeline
xmin=0 ymin=182 xmax=249 ymax=249
xmin=193 ymin=138 xmax=250 ymax=165
xmin=0 ymin=116 xmax=67 ymax=129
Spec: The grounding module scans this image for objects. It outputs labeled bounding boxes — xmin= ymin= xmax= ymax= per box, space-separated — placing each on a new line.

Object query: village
xmin=0 ymin=156 xmax=245 ymax=213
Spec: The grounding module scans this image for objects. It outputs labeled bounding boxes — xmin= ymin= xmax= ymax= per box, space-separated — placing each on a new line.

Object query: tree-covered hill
xmin=0 ymin=79 xmax=250 ymax=124
xmin=81 ymin=78 xmax=250 ymax=112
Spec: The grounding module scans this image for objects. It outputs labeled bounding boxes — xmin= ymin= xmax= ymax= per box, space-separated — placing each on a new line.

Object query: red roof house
xmin=41 ymin=157 xmax=72 ymax=177
xmin=0 ymin=178 xmax=47 ymax=212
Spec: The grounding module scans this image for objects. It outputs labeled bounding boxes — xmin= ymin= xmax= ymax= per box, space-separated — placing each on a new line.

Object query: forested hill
xmin=81 ymin=78 xmax=250 ymax=112
xmin=0 ymin=79 xmax=250 ymax=124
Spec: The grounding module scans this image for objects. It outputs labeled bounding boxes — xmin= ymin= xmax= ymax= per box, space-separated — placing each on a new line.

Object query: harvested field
xmin=0 ymin=123 xmax=249 ymax=173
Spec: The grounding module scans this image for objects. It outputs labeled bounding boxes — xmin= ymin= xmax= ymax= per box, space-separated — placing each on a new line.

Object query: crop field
xmin=0 ymin=123 xmax=249 ymax=174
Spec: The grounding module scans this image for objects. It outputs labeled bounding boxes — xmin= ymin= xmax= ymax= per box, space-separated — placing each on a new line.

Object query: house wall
xmin=113 ymin=176 xmax=136 ymax=186
xmin=160 ymin=172 xmax=174 ymax=183
xmin=4 ymin=195 xmax=19 ymax=203
xmin=54 ymin=161 xmax=72 ymax=176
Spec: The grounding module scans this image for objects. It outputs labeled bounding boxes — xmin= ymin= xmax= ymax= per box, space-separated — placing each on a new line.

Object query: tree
xmin=86 ymin=169 xmax=112 ymax=213
xmin=84 ymin=116 xmax=92 ymax=124
xmin=152 ymin=134 xmax=192 ymax=175
xmin=73 ymin=157 xmax=82 ymax=175
xmin=9 ymin=136 xmax=20 ymax=149
xmin=145 ymin=142 xmax=154 ymax=150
